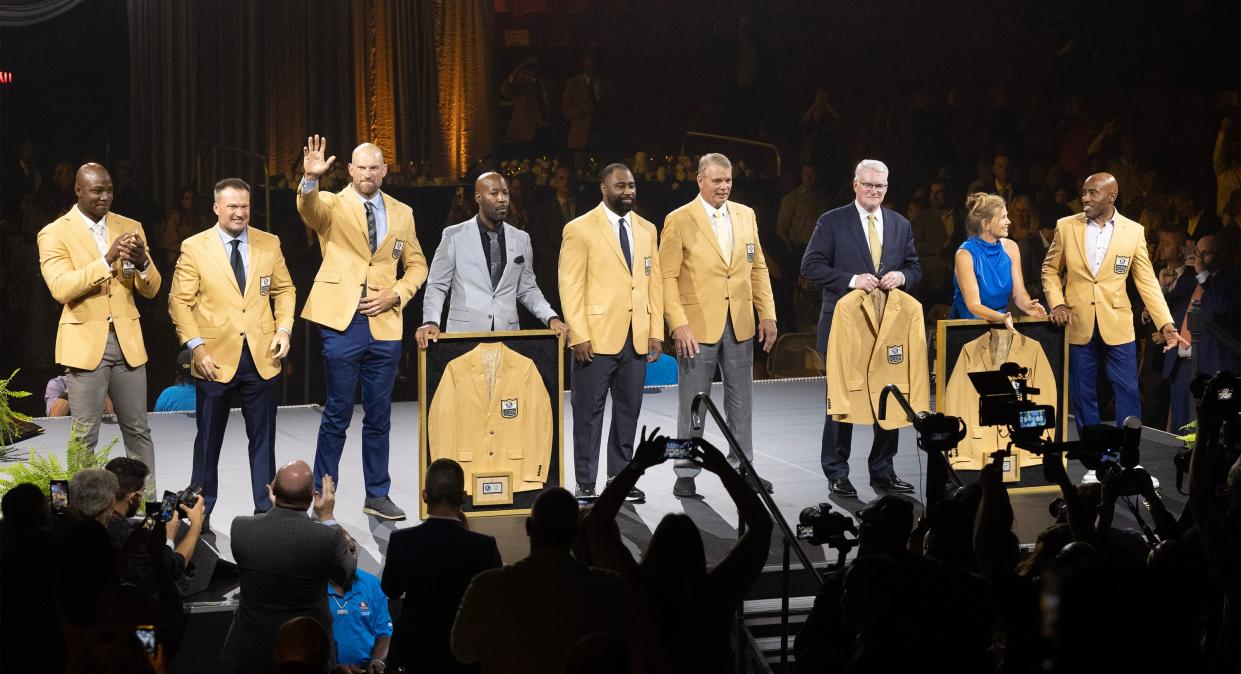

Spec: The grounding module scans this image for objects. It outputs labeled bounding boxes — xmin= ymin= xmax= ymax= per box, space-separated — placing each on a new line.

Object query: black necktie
xmin=618 ymin=217 xmax=632 ymax=271
xmin=365 ymin=202 xmax=377 ymax=254
xmin=230 ymin=239 xmax=245 ymax=293
xmin=487 ymin=231 xmax=502 ymax=289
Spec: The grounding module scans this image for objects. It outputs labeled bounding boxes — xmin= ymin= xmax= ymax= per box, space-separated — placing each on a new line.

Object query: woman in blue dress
xmin=951 ymin=192 xmax=1046 ymax=329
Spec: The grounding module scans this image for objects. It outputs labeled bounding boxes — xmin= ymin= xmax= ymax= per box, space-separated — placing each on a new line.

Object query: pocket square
xmin=514 ymin=255 xmax=525 ymax=264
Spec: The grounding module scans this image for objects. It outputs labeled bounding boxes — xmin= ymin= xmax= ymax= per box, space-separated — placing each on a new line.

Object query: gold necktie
xmin=867 ymin=213 xmax=881 ymax=270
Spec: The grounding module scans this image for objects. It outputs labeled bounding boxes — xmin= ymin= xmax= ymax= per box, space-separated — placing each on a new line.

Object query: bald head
xmin=272 ymin=460 xmax=314 ymax=509
xmin=348 ymin=143 xmax=387 ymax=197
xmin=475 ymin=172 xmax=510 ymax=226
xmin=1081 ymin=172 xmax=1118 ymax=223
xmin=75 ymin=163 xmax=114 ymax=220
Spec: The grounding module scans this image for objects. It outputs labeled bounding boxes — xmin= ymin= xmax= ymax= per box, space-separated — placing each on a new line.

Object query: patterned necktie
xmin=867 ymin=213 xmax=881 ymax=270
xmin=365 ymin=202 xmax=377 ymax=254
xmin=618 ymin=217 xmax=632 ymax=271
xmin=487 ymin=231 xmax=502 ymax=289
xmin=230 ymin=239 xmax=246 ymax=293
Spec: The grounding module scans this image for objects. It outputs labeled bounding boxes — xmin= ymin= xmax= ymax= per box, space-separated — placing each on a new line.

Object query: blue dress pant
xmin=192 ymin=345 xmax=277 ymax=513
xmin=314 ymin=313 xmax=402 ymax=498
xmin=1069 ymin=327 xmax=1140 ymax=430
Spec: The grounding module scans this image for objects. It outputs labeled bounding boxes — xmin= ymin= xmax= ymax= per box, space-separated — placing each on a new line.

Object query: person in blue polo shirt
xmin=328 ymin=531 xmax=393 ymax=673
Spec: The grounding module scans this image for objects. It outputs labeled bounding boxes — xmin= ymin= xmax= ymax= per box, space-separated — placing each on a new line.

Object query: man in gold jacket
xmin=1042 ymin=172 xmax=1183 ymax=433
xmin=660 ymin=153 xmax=777 ymax=497
xmin=559 ymin=163 xmax=663 ymax=499
xmin=297 ymin=136 xmax=428 ymax=520
xmin=38 ymin=163 xmax=160 ymax=493
xmin=169 ymin=178 xmax=296 ymax=518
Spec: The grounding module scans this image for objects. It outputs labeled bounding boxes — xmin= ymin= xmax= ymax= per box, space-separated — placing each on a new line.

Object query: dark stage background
xmin=1 ymin=0 xmax=1237 ymax=416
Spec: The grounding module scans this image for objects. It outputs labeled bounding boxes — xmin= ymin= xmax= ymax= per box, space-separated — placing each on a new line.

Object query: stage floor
xmin=22 ymin=378 xmax=1188 ymax=574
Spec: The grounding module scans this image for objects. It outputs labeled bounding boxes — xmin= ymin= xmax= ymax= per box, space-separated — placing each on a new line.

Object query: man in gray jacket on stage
xmin=416 ymin=172 xmax=569 ymax=347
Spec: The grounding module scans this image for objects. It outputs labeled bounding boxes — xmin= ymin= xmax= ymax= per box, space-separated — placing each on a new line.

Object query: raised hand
xmin=302 ymin=134 xmax=337 ymax=181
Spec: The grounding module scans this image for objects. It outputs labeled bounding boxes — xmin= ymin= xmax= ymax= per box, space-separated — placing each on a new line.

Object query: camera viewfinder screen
xmin=1018 ymin=409 xmax=1046 ymax=428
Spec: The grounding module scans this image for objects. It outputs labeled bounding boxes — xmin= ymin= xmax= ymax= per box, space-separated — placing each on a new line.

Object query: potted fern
xmin=0 ymin=426 xmax=116 ymax=498
xmin=0 ymin=369 xmax=33 ymax=462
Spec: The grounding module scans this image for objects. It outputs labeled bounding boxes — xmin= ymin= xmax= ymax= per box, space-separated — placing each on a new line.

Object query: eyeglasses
xmin=859 ymin=182 xmax=888 ymax=191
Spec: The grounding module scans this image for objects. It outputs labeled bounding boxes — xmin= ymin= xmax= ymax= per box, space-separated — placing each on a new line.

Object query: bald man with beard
xmin=298 ymin=136 xmax=428 ymax=521
xmin=223 ymin=463 xmax=354 ymax=674
xmin=37 ymin=163 xmax=160 ymax=493
xmin=1043 ymin=172 xmax=1185 ymax=437
xmin=417 ymin=172 xmax=567 ymax=347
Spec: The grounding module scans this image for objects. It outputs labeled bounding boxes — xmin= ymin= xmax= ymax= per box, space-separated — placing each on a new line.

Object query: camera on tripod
xmin=795 ymin=502 xmax=857 ymax=549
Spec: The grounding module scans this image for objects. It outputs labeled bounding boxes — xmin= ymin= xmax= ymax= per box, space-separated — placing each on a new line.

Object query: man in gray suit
xmin=417 ymin=172 xmax=568 ymax=347
xmin=222 ymin=461 xmax=355 ymax=674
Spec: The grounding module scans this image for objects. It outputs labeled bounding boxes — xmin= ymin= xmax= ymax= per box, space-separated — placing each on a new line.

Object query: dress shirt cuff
xmin=277 ymin=327 xmax=291 ymax=336
xmin=300 ymin=178 xmax=318 ymax=192
xmin=896 ymin=271 xmax=905 ymax=286
xmin=1196 ymin=271 xmax=1209 ymax=284
xmin=848 ymin=274 xmax=859 ymax=289
xmin=186 ymin=337 xmax=204 ymax=351
xmin=98 ymin=256 xmax=113 ymax=276
xmin=165 ymin=539 xmax=175 ymax=550
xmin=138 ymin=262 xmax=150 ymax=279
xmin=319 ymin=519 xmax=338 ymax=527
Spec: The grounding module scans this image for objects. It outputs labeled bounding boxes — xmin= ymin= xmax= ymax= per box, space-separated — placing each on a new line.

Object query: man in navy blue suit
xmin=1155 ymin=226 xmax=1198 ymax=432
xmin=801 ymin=159 xmax=922 ymax=497
xmin=381 ymin=459 xmax=501 ymax=673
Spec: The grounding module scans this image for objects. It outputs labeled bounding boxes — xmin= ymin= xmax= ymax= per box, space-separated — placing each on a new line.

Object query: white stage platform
xmin=23 ymin=378 xmax=1180 ymax=573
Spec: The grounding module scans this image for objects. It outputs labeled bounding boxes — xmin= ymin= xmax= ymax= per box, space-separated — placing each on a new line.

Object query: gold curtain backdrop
xmin=127 ymin=0 xmax=494 ymax=209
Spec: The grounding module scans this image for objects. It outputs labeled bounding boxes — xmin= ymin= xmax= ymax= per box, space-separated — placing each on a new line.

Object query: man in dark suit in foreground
xmin=381 ymin=459 xmax=502 ymax=673
xmin=223 ymin=461 xmax=354 ymax=674
xmin=801 ymin=159 xmax=922 ymax=497
xmin=452 ymin=488 xmax=628 ymax=674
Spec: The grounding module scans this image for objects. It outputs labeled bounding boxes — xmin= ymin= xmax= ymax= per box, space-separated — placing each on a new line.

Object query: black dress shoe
xmin=870 ymin=476 xmax=915 ymax=493
xmin=673 ymin=477 xmax=697 ymax=497
xmin=605 ymin=477 xmax=645 ymax=502
xmin=828 ymin=478 xmax=857 ymax=497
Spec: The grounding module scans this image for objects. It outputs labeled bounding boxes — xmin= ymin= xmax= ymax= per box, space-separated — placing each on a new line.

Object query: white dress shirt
xmin=699 ymin=196 xmax=733 ymax=262
xmin=602 ymin=203 xmax=634 ymax=270
xmin=1085 ymin=212 xmax=1115 ymax=276
xmin=848 ymin=201 xmax=904 ymax=288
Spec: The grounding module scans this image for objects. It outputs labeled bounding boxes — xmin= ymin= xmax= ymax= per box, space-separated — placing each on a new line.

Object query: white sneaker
xmin=1080 ymin=470 xmax=1099 ymax=485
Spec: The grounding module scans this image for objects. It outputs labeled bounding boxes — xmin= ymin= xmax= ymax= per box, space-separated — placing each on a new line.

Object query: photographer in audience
xmin=103 ymin=458 xmax=205 ymax=597
xmin=585 ymin=429 xmax=773 ymax=674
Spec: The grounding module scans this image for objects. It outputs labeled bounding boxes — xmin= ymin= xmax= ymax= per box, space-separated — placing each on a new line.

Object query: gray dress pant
xmin=674 ymin=315 xmax=753 ymax=477
xmin=67 ymin=327 xmax=156 ymax=495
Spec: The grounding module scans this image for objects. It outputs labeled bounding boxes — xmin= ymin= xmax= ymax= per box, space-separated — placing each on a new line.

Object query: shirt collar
xmin=215 ymin=224 xmax=249 ymax=245
xmin=76 ymin=205 xmax=106 ymax=230
xmin=854 ymin=201 xmax=882 ymax=222
xmin=1087 ymin=210 xmax=1117 ymax=229
xmin=477 ymin=215 xmax=505 ymax=237
xmin=699 ymin=195 xmax=728 ymax=219
xmin=602 ymin=204 xmax=631 ymax=227
xmin=355 ymin=188 xmax=385 ymax=212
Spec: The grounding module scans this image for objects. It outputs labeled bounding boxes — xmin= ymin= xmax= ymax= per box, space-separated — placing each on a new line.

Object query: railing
xmin=689 ymin=391 xmax=821 ymax=673
xmin=680 ymin=132 xmax=782 ymax=177
xmin=196 ymin=142 xmax=273 ymax=231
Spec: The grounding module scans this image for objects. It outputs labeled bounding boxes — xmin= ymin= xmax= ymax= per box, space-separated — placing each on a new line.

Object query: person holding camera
xmin=103 ymin=457 xmax=205 ymax=598
xmin=585 ymin=429 xmax=773 ymax=673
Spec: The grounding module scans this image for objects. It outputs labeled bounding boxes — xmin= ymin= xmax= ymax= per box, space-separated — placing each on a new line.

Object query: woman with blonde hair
xmin=950 ymin=193 xmax=1047 ymax=328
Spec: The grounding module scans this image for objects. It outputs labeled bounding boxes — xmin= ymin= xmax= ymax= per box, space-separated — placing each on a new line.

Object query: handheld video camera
xmin=967 ymin=362 xmax=1056 ymax=448
xmin=795 ymin=502 xmax=858 ymax=550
